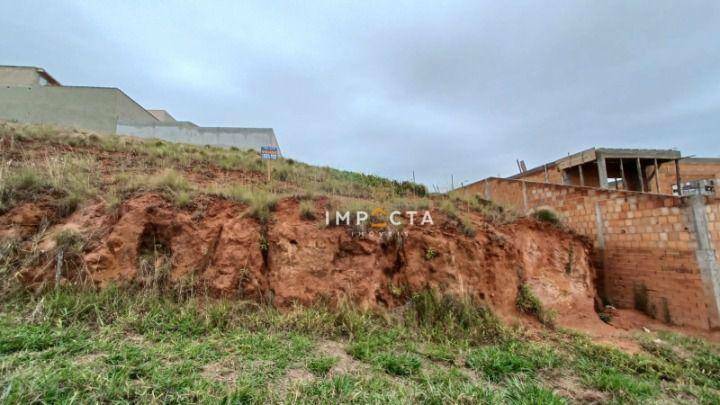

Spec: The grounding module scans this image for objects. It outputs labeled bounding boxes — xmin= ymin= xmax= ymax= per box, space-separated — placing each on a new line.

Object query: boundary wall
xmin=116 ymin=122 xmax=279 ymax=151
xmin=462 ymin=178 xmax=720 ymax=329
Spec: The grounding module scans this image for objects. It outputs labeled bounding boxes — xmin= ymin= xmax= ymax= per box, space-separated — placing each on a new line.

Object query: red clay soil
xmin=4 ymin=193 xmax=605 ymax=332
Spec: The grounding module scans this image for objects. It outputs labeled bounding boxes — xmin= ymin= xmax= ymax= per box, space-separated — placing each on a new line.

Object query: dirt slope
xmin=4 ymin=192 xmax=603 ymax=330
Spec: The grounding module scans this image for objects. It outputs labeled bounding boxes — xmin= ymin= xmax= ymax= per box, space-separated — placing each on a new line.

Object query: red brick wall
xmin=513 ymin=163 xmax=564 ymax=184
xmin=462 ymin=178 xmax=720 ymax=329
xmin=652 ymin=160 xmax=720 ymax=194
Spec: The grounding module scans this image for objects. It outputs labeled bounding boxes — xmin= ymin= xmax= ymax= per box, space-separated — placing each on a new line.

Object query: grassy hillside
xmin=1 ymin=289 xmax=720 ymax=403
xmin=1 ymin=122 xmax=720 ymax=403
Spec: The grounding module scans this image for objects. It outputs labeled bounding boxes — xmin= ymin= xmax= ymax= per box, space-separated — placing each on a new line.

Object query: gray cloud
xmin=2 ymin=0 xmax=719 ymax=190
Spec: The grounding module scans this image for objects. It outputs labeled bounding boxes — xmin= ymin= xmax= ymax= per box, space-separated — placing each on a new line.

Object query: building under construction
xmin=512 ymin=147 xmax=720 ymax=196
xmin=459 ymin=147 xmax=720 ymax=330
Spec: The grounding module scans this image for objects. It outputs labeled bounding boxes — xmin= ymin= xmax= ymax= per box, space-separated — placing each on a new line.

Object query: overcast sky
xmin=2 ymin=1 xmax=719 ymax=190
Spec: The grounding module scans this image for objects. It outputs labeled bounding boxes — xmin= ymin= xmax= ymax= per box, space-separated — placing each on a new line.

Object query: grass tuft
xmin=307 ymin=356 xmax=338 ymax=376
xmin=516 ymin=284 xmax=556 ymax=327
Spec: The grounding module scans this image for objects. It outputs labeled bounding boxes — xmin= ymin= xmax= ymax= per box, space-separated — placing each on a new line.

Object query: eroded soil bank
xmin=4 ymin=192 xmax=604 ymax=331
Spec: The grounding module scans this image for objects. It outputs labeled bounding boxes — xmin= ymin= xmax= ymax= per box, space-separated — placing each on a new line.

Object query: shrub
xmin=533 ymin=209 xmax=560 ymax=225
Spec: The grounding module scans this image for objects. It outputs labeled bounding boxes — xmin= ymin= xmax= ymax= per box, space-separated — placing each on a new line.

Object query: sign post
xmin=260 ymin=146 xmax=280 ymax=184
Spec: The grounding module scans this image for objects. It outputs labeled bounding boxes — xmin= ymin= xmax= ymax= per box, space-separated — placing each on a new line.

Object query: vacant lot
xmin=1 ymin=288 xmax=720 ymax=404
xmin=2 ymin=123 xmax=720 ymax=403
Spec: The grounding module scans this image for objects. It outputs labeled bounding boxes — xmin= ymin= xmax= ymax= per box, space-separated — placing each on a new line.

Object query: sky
xmin=2 ymin=1 xmax=719 ymax=190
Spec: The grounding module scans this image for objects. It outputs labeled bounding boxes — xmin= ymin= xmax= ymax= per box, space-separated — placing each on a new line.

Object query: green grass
xmin=1 ymin=121 xmax=427 ymax=202
xmin=585 ymin=369 xmax=656 ymax=401
xmin=465 ymin=342 xmax=561 ymax=382
xmin=376 ymin=353 xmax=422 ymax=376
xmin=307 ymin=356 xmax=338 ymax=376
xmin=0 ymin=288 xmax=719 ymax=403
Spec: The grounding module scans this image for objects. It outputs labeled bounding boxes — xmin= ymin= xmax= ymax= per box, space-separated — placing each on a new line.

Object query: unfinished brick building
xmin=461 ymin=148 xmax=720 ymax=330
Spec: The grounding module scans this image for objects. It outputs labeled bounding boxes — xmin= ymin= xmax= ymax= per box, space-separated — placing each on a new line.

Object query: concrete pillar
xmin=597 ymin=155 xmax=609 ymax=189
xmin=561 ymin=169 xmax=570 ymax=185
xmin=594 ymin=202 xmax=605 ymax=249
xmin=484 ymin=180 xmax=491 ymax=200
xmin=521 ymin=181 xmax=528 ymax=212
xmin=688 ymin=195 xmax=720 ymax=328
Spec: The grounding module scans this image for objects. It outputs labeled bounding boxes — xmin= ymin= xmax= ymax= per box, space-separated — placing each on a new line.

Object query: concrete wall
xmin=463 ymin=178 xmax=720 ymax=329
xmin=0 ymin=79 xmax=281 ymax=152
xmin=0 ymin=86 xmax=157 ymax=133
xmin=116 ymin=122 xmax=279 ymax=152
xmin=0 ymin=67 xmax=42 ymax=86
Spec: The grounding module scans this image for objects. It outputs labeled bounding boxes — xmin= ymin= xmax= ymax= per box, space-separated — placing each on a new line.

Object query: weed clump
xmin=533 ymin=209 xmax=560 ymax=226
xmin=407 ymin=290 xmax=505 ymax=343
xmin=439 ymin=200 xmax=476 ymax=237
xmin=0 ymin=167 xmax=52 ymax=212
xmin=307 ymin=356 xmax=338 ymax=376
xmin=210 ymin=185 xmax=278 ymax=223
xmin=299 ymin=200 xmax=316 ymax=220
xmin=447 ymin=192 xmax=518 ymax=224
xmin=377 ymin=353 xmax=421 ymax=376
xmin=516 ymin=284 xmax=555 ymax=327
xmin=52 ymin=229 xmax=88 ymax=284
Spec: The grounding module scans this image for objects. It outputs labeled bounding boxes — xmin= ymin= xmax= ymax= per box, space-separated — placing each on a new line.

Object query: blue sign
xmin=261 ymin=146 xmax=280 ymax=160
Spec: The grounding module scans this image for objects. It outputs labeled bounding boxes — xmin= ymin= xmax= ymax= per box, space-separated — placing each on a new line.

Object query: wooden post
xmin=636 ymin=157 xmax=645 ymax=192
xmin=579 ymin=164 xmax=585 ymax=187
xmin=675 ymin=159 xmax=682 ymax=196
xmin=653 ymin=158 xmax=660 ymax=193
xmin=619 ymin=158 xmax=627 ymax=190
